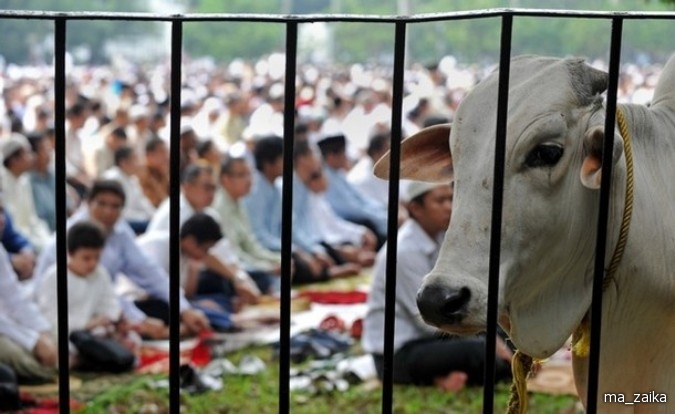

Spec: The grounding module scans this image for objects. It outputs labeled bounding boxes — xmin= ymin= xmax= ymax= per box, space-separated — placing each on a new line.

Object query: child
xmin=35 ymin=221 xmax=139 ymax=371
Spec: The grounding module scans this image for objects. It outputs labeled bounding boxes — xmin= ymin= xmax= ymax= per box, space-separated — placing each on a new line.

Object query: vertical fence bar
xmin=53 ymin=16 xmax=71 ymax=414
xmin=381 ymin=20 xmax=406 ymax=414
xmin=483 ymin=12 xmax=512 ymax=414
xmin=169 ymin=18 xmax=183 ymax=414
xmin=586 ymin=16 xmax=623 ymax=414
xmin=278 ymin=20 xmax=298 ymax=414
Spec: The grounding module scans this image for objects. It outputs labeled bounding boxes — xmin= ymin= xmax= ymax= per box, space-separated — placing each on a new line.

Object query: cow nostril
xmin=440 ymin=287 xmax=471 ymax=317
xmin=417 ymin=285 xmax=471 ymax=326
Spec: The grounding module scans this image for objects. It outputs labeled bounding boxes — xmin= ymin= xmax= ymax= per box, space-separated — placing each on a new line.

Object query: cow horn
xmin=567 ymin=58 xmax=608 ymax=105
xmin=588 ymin=66 xmax=609 ymax=96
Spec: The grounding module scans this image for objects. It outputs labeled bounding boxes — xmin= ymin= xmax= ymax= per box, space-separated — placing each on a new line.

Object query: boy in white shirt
xmin=36 ymin=221 xmax=138 ymax=369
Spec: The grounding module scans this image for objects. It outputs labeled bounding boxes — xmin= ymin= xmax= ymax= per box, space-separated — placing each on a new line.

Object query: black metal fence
xmin=2 ymin=8 xmax=674 ymax=414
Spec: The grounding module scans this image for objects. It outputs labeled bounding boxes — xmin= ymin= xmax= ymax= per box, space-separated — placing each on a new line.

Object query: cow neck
xmin=571 ymin=105 xmax=635 ymax=358
xmin=507 ymin=107 xmax=636 ymax=414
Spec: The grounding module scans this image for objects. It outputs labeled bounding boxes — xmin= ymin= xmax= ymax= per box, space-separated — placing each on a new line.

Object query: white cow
xmin=375 ymin=55 xmax=675 ymax=412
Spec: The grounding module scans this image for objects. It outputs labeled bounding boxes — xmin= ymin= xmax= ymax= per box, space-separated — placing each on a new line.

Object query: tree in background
xmin=166 ymin=0 xmax=675 ymax=65
xmin=0 ymin=0 xmax=156 ymax=65
xmin=181 ymin=0 xmax=284 ymax=63
xmin=0 ymin=0 xmax=674 ymax=66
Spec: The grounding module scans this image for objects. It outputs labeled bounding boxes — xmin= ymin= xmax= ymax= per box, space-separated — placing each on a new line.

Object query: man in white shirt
xmin=1 ymin=133 xmax=52 ymax=252
xmin=102 ymin=146 xmax=156 ymax=234
xmin=64 ymin=102 xmax=92 ymax=196
xmin=89 ymin=126 xmax=128 ymax=178
xmin=126 ymin=104 xmax=153 ymax=159
xmin=347 ymin=131 xmax=391 ymax=204
xmin=294 ymin=140 xmax=377 ymax=268
xmin=315 ymin=131 xmax=389 ymax=249
xmin=0 ymin=197 xmax=56 ymax=384
xmin=362 ymin=181 xmax=512 ymax=391
xmin=245 ymin=83 xmax=284 ymax=139
xmin=138 ymin=213 xmax=238 ymax=332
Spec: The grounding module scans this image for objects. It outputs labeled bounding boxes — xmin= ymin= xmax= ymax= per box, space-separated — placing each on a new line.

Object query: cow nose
xmin=416 ymin=284 xmax=471 ymax=327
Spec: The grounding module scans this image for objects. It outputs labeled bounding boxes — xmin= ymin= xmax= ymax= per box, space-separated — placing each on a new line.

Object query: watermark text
xmin=604 ymin=391 xmax=667 ymax=405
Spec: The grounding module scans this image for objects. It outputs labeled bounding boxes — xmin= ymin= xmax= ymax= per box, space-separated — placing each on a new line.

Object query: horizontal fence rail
xmin=2 ymin=8 xmax=675 ymax=21
xmin=0 ymin=7 xmax=672 ymax=414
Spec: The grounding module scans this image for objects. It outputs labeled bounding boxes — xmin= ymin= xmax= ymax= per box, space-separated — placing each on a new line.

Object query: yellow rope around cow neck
xmin=506 ymin=107 xmax=635 ymax=414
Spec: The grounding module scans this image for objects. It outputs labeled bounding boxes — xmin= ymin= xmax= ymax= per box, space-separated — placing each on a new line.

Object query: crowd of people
xmin=0 ymin=51 xmax=662 ymax=395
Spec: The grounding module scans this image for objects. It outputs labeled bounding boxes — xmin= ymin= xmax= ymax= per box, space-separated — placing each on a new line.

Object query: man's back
xmin=243 ymin=171 xmax=283 ymax=252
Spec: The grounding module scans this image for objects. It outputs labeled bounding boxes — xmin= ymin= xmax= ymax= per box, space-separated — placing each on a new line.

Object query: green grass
xmin=70 ymin=345 xmax=579 ymax=414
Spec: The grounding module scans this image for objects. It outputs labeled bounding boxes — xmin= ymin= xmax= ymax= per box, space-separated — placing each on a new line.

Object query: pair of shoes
xmin=238 ymin=355 xmax=267 ymax=375
xmin=179 ymin=364 xmax=223 ymax=394
xmin=273 ymin=328 xmax=353 ymax=363
xmin=0 ymin=382 xmax=21 ymax=411
xmin=0 ymin=364 xmax=20 ymax=411
xmin=289 ymin=364 xmax=351 ymax=395
xmin=201 ymin=358 xmax=238 ymax=378
xmin=305 ymin=329 xmax=352 ymax=353
xmin=201 ymin=355 xmax=267 ymax=378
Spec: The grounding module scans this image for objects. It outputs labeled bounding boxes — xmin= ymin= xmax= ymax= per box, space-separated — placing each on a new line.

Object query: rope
xmin=604 ymin=107 xmax=635 ymax=288
xmin=506 ymin=351 xmax=534 ymax=414
xmin=571 ymin=313 xmax=591 ymax=358
xmin=507 ymin=107 xmax=635 ymax=412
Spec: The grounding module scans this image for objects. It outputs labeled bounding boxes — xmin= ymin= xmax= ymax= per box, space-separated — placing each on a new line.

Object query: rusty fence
xmin=1 ymin=8 xmax=674 ymax=414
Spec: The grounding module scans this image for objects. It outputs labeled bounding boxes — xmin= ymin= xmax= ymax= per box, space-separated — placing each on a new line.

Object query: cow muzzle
xmin=416 ymin=283 xmax=471 ymax=329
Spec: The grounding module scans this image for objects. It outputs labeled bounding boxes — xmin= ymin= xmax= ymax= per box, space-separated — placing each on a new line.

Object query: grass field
xmin=67 ymin=345 xmax=580 ymax=414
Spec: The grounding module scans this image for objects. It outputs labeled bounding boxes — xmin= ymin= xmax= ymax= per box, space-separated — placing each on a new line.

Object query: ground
xmin=20 ymin=275 xmax=581 ymax=413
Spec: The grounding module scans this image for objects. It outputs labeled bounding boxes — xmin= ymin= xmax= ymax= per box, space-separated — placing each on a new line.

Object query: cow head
xmin=375 ymin=56 xmax=627 ymax=359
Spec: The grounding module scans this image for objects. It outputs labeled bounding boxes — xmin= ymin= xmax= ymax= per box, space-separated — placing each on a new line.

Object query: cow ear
xmin=373 ymin=123 xmax=452 ymax=183
xmin=579 ymin=125 xmax=624 ymax=189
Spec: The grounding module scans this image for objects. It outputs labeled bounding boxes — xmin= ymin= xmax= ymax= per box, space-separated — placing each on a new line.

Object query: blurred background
xmin=0 ymin=0 xmax=674 ymax=68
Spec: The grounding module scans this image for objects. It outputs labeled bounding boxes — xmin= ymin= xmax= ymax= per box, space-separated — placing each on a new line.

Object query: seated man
xmin=27 ymin=131 xmax=57 ymax=233
xmin=196 ymin=139 xmax=223 ymax=177
xmin=34 ymin=179 xmax=209 ymax=339
xmin=27 ymin=131 xmax=82 ymax=225
xmin=0 ymin=198 xmax=56 ymax=384
xmin=102 ymin=145 xmax=156 ymax=235
xmin=242 ymin=135 xmax=286 ymax=253
xmin=89 ymin=126 xmax=128 ymax=178
xmin=1 ymin=133 xmax=52 ymax=252
xmin=146 ymin=163 xmax=263 ymax=304
xmin=213 ymin=153 xmax=282 ymax=287
xmin=315 ymin=131 xmax=389 ymax=248
xmin=137 ymin=137 xmax=170 ymax=208
xmin=138 ymin=213 xmax=239 ymax=332
xmin=362 ymin=181 xmax=512 ymax=391
xmin=244 ymin=136 xmax=359 ymax=284
xmin=64 ymin=102 xmax=93 ymax=198
xmin=293 ymin=141 xmax=376 ymax=268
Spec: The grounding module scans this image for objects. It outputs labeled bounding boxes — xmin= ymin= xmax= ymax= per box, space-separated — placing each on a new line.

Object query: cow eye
xmin=524 ymin=144 xmax=564 ymax=168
